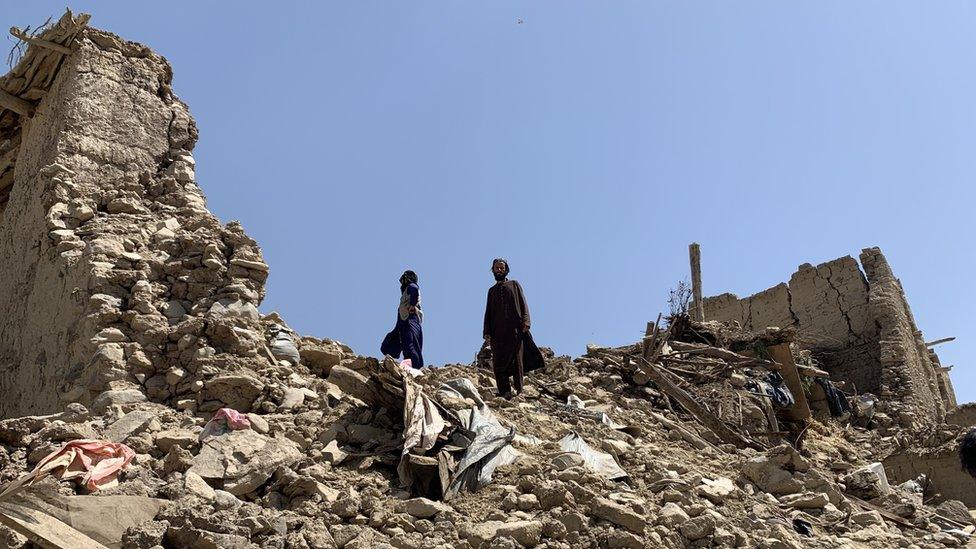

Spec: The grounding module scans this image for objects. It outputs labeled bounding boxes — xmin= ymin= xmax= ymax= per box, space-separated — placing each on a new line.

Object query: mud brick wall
xmin=947 ymin=403 xmax=976 ymax=428
xmin=0 ymin=28 xmax=272 ymax=418
xmin=884 ymin=447 xmax=976 ymax=507
xmin=704 ymin=248 xmax=952 ymax=430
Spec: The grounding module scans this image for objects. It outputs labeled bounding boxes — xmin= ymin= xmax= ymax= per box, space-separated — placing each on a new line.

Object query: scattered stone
xmin=698 ymin=476 xmax=736 ymax=504
xmin=155 ymin=429 xmax=197 ymax=452
xmin=103 ymin=410 xmax=155 ymax=442
xmin=246 ymin=413 xmax=270 ymax=434
xmin=779 ymin=492 xmax=829 ymax=509
xmin=184 ymin=471 xmax=216 ymax=500
xmin=590 ymin=497 xmax=645 ymax=534
xmin=189 ymin=430 xmax=301 ymax=495
xmin=850 ymin=510 xmax=885 ymax=528
xmin=842 ymin=464 xmax=889 ymax=500
xmin=92 ymin=389 xmax=147 ymax=414
xmin=679 ymin=514 xmax=716 ymax=541
xmin=656 ymin=503 xmax=689 ymax=528
xmin=396 ymin=498 xmax=451 ymax=519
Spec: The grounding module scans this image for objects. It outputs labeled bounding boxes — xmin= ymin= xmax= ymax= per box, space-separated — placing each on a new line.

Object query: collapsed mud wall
xmin=704 ymin=248 xmax=953 ymax=431
xmin=883 ymin=446 xmax=976 ymax=507
xmin=0 ymin=17 xmax=278 ymax=419
xmin=947 ymin=403 xmax=976 ymax=429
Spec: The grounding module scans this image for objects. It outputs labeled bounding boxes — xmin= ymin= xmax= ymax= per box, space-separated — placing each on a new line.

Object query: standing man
xmin=483 ymin=258 xmax=531 ymax=398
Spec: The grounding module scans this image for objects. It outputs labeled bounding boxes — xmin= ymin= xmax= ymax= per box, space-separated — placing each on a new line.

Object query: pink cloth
xmin=199 ymin=407 xmax=252 ymax=440
xmin=31 ymin=439 xmax=135 ymax=492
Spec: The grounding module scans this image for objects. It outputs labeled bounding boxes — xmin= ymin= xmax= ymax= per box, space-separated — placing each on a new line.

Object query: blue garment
xmin=397 ymin=315 xmax=424 ymax=368
xmin=380 ymin=283 xmax=424 ymax=368
xmin=814 ymin=378 xmax=851 ymax=416
xmin=746 ymin=373 xmax=795 ymax=409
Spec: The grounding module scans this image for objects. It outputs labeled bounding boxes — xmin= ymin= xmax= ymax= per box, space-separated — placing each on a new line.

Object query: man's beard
xmin=493 ymin=273 xmax=507 ymax=282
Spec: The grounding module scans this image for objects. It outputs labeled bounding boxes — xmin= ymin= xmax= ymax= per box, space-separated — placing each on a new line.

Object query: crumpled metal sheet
xmin=439 ymin=379 xmax=522 ymax=500
xmin=398 ymin=378 xmax=448 ymax=487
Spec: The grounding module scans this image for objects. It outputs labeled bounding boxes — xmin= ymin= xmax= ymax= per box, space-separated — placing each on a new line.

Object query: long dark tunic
xmin=483 ymin=279 xmax=530 ymax=394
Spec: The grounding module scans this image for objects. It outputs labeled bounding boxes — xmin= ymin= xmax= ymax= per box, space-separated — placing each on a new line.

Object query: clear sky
xmin=6 ymin=3 xmax=974 ymax=404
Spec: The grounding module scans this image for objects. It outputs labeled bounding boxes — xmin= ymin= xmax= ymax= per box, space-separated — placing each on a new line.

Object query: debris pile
xmin=0 ymin=10 xmax=973 ymax=549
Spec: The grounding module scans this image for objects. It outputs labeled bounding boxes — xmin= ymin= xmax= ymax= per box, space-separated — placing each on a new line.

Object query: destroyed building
xmin=703 ymin=249 xmax=957 ymax=432
xmin=0 ymin=11 xmax=974 ymax=549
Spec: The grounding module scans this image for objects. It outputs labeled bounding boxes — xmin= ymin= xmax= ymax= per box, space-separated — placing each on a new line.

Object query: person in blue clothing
xmin=380 ymin=270 xmax=424 ymax=368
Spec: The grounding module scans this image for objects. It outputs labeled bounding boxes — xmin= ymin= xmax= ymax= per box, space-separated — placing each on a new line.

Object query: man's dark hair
xmin=491 ymin=258 xmax=509 ymax=275
xmin=399 ymin=270 xmax=418 ymax=292
xmin=961 ymin=428 xmax=976 ymax=478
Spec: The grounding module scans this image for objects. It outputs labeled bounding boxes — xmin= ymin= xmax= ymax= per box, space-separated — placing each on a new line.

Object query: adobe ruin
xmin=703 ymin=249 xmax=957 ymax=432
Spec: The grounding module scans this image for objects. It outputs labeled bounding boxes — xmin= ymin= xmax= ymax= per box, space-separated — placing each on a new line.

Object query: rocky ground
xmin=1 ymin=316 xmax=973 ymax=548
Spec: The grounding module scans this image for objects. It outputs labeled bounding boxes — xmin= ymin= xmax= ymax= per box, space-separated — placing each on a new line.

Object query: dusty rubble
xmin=0 ymin=10 xmax=974 ymax=549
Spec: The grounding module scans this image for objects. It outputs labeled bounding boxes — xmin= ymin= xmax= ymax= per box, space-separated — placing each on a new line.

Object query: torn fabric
xmin=12 ymin=440 xmax=136 ymax=494
xmin=199 ymin=407 xmax=251 ymax=440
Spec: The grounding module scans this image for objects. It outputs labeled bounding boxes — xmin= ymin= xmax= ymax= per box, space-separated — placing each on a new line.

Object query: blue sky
xmin=6 ymin=2 xmax=974 ymax=403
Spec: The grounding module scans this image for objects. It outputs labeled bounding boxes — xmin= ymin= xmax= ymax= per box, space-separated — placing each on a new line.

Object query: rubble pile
xmin=0 ymin=10 xmax=974 ymax=549
xmin=1 ymin=313 xmax=974 ymax=548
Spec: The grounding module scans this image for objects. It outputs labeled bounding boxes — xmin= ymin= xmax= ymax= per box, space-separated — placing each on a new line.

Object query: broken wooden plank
xmin=0 ymin=501 xmax=109 ymax=549
xmin=651 ymin=412 xmax=716 ymax=452
xmin=925 ymin=337 xmax=955 ymax=347
xmin=0 ymin=90 xmax=34 ymax=117
xmin=767 ymin=343 xmax=811 ymax=421
xmin=848 ymin=496 xmax=923 ymax=530
xmin=795 ymin=364 xmax=830 ymax=377
xmin=9 ymin=27 xmax=75 ymax=55
xmin=667 ymin=341 xmax=781 ymax=366
xmin=638 ymin=355 xmax=764 ymax=450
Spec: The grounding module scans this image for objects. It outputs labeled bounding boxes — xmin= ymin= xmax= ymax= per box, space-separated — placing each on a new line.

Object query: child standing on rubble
xmin=380 ymin=270 xmax=424 ymax=369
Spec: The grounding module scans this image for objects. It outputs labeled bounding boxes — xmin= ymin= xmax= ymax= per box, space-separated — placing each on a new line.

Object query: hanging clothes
xmin=746 ymin=372 xmax=795 ymax=409
xmin=814 ymin=378 xmax=851 ymax=417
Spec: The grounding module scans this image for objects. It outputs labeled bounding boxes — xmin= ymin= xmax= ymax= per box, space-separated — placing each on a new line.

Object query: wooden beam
xmin=766 ymin=343 xmax=811 ymax=421
xmin=9 ymin=27 xmax=74 ymax=55
xmin=925 ymin=337 xmax=955 ymax=347
xmin=0 ymin=90 xmax=34 ymax=117
xmin=848 ymin=496 xmax=923 ymax=530
xmin=689 ymin=243 xmax=705 ymax=321
xmin=638 ymin=355 xmax=764 ymax=450
xmin=0 ymin=501 xmax=110 ymax=549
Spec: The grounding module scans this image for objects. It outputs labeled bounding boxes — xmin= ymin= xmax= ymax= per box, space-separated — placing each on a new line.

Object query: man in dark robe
xmin=483 ymin=258 xmax=536 ymax=397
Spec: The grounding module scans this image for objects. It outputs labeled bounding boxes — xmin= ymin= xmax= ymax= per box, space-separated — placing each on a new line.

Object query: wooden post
xmin=766 ymin=342 xmax=811 ymax=422
xmin=689 ymin=243 xmax=704 ymax=321
xmin=9 ymin=27 xmax=74 ymax=55
xmin=0 ymin=90 xmax=34 ymax=118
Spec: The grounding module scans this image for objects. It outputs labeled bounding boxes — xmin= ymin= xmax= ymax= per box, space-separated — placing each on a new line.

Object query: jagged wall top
xmin=0 ymin=12 xmax=280 ymax=418
xmin=703 ymin=248 xmax=954 ymax=431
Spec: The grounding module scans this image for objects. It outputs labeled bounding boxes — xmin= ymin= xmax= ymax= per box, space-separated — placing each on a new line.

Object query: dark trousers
xmin=491 ymin=335 xmax=523 ymax=395
xmin=380 ymin=316 xmax=424 ymax=368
